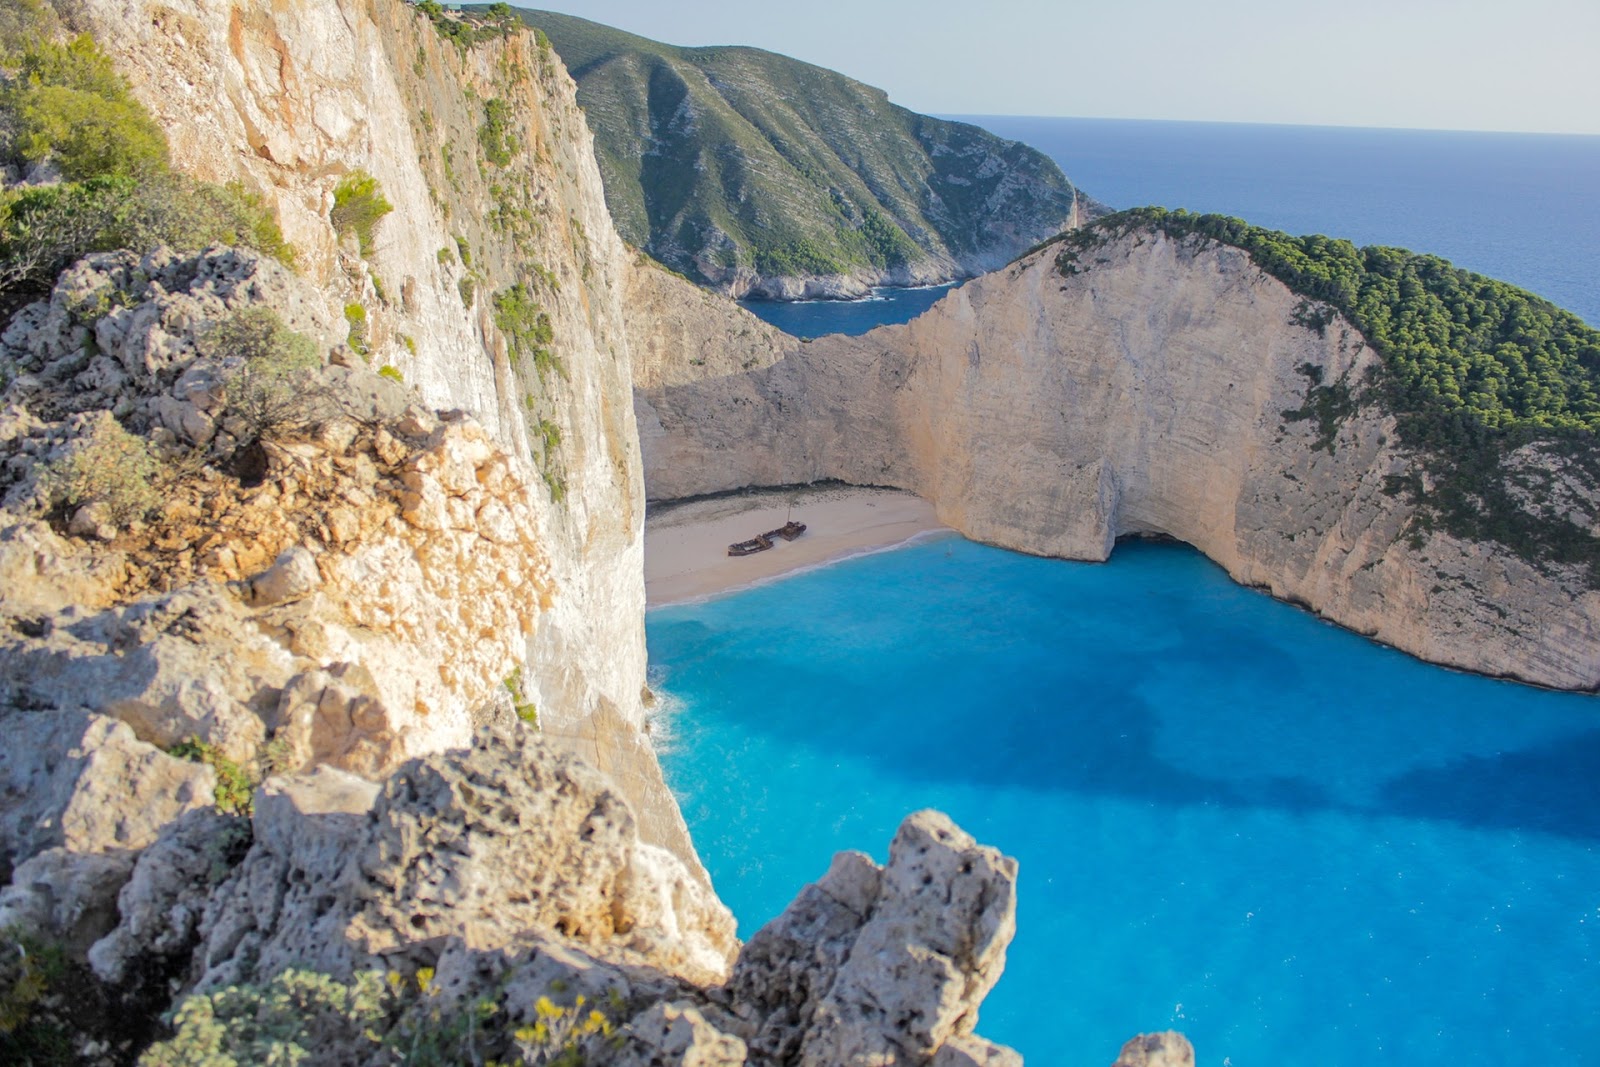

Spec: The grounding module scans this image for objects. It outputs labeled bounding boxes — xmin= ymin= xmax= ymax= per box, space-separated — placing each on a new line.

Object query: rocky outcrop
xmin=1111 ymin=1031 xmax=1196 ymax=1067
xmin=62 ymin=0 xmax=696 ymax=870
xmin=89 ymin=729 xmax=1017 ymax=1066
xmin=725 ymin=811 xmax=1019 ymax=1067
xmin=635 ymin=227 xmax=1600 ymax=690
xmin=0 ymin=711 xmax=215 ymax=954
xmin=169 ymin=728 xmax=736 ymax=991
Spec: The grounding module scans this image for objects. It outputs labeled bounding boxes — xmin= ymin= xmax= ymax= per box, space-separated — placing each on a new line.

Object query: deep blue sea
xmin=741 ymin=117 xmax=1600 ymax=334
xmin=651 ymin=538 xmax=1600 ymax=1065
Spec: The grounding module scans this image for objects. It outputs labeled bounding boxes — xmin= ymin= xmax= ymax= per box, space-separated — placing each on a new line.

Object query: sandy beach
xmin=644 ymin=484 xmax=947 ymax=605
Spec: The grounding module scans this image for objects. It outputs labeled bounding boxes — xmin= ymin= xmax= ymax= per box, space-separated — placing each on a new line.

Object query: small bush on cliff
xmin=0 ymin=31 xmax=293 ymax=303
xmin=493 ymin=283 xmax=561 ymax=379
xmin=169 ymin=737 xmax=257 ymax=816
xmin=1 ymin=34 xmax=169 ymax=180
xmin=38 ymin=415 xmax=160 ymax=526
xmin=479 ymin=96 xmax=517 ymax=166
xmin=200 ymin=307 xmax=324 ymax=447
xmin=330 ymin=170 xmax=394 ymax=257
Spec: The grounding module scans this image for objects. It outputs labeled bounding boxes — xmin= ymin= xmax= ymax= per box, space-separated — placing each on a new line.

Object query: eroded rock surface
xmin=726 ymin=810 xmax=1019 ymax=1066
xmin=184 ymin=728 xmax=736 ymax=991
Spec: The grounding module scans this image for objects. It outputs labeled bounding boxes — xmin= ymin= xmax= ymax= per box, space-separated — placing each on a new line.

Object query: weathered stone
xmin=191 ymin=729 xmax=736 ymax=990
xmin=932 ymin=1034 xmax=1026 ymax=1067
xmin=727 ymin=810 xmax=1018 ymax=1067
xmin=0 ymin=710 xmax=214 ymax=875
xmin=0 ymin=847 xmax=134 ymax=955
xmin=613 ymin=1002 xmax=748 ymax=1067
xmin=88 ymin=808 xmax=248 ymax=985
xmin=1111 ymin=1031 xmax=1196 ymax=1067
xmin=248 ymin=545 xmax=322 ymax=606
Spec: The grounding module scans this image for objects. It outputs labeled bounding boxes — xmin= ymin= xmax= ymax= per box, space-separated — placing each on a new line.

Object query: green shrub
xmin=0 ymin=171 xmax=294 ymax=301
xmin=503 ymin=667 xmax=537 ymax=727
xmin=0 ymin=0 xmax=60 ymax=54
xmin=38 ymin=415 xmax=159 ymax=526
xmin=2 ymin=35 xmax=168 ymax=180
xmin=200 ymin=306 xmax=323 ymax=445
xmin=458 ymin=276 xmax=476 ymax=308
xmin=479 ymin=96 xmax=517 ymax=166
xmin=493 ymin=283 xmax=562 ymax=379
xmin=378 ymin=364 xmax=404 ymax=383
xmin=454 ymin=234 xmax=472 ymax=267
xmin=140 ymin=969 xmax=389 ymax=1067
xmin=343 ymin=302 xmax=370 ymax=359
xmin=330 ymin=170 xmax=393 ymax=257
xmin=168 ymin=737 xmax=256 ymax=816
xmin=143 ymin=967 xmax=623 ymax=1067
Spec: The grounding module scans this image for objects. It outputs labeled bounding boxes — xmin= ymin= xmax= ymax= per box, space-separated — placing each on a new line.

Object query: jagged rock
xmin=1112 ymin=1031 xmax=1196 ymax=1067
xmin=726 ymin=810 xmax=1019 ymax=1067
xmin=932 ymin=1034 xmax=1026 ymax=1067
xmin=0 ymin=710 xmax=214 ymax=876
xmin=0 ymin=847 xmax=134 ymax=955
xmin=0 ymin=519 xmax=126 ymax=616
xmin=0 ymin=710 xmax=214 ymax=956
xmin=0 ymin=584 xmax=287 ymax=761
xmin=190 ymin=729 xmax=736 ymax=991
xmin=88 ymin=808 xmax=249 ymax=985
xmin=613 ymin=1001 xmax=748 ymax=1067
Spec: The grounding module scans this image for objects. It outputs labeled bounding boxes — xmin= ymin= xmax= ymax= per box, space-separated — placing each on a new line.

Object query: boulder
xmin=1111 ymin=1031 xmax=1196 ymax=1067
xmin=726 ymin=810 xmax=1019 ymax=1067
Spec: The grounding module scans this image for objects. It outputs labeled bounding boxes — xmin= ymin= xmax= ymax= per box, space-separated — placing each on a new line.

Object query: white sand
xmin=644 ymin=485 xmax=947 ymax=605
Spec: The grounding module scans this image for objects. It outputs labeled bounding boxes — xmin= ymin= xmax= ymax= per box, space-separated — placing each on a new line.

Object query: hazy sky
xmin=525 ymin=0 xmax=1600 ymax=135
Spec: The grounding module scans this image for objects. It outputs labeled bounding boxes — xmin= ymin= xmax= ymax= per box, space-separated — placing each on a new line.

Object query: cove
xmin=648 ymin=536 xmax=1600 ymax=1065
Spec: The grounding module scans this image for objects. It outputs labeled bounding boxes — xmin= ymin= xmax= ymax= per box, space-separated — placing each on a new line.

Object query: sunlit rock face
xmin=637 ymin=229 xmax=1600 ymax=690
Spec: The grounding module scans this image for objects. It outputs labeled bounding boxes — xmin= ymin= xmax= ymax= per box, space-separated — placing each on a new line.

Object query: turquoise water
xmin=649 ymin=537 xmax=1600 ymax=1065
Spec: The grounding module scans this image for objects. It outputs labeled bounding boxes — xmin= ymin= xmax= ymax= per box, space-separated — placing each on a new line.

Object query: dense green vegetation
xmin=0 ymin=11 xmax=293 ymax=304
xmin=519 ymin=9 xmax=1091 ymax=288
xmin=1056 ymin=208 xmax=1600 ymax=578
xmin=169 ymin=737 xmax=257 ymax=816
xmin=493 ymin=282 xmax=560 ymax=379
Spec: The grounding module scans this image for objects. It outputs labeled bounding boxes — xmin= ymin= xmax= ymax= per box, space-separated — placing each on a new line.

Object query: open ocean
xmin=667 ymin=119 xmax=1600 ymax=1066
xmin=742 ymin=117 xmax=1600 ymax=335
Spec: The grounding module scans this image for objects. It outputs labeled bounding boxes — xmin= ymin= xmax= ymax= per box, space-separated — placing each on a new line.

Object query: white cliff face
xmin=67 ymin=0 xmax=694 ymax=861
xmin=636 ymin=230 xmax=1600 ymax=690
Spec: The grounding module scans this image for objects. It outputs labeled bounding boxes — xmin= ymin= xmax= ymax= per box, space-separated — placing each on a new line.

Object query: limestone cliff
xmin=59 ymin=0 xmax=698 ymax=864
xmin=636 ymin=228 xmax=1600 ymax=690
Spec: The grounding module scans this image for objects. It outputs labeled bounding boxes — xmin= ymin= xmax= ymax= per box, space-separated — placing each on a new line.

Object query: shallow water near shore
xmin=648 ymin=537 xmax=1600 ymax=1065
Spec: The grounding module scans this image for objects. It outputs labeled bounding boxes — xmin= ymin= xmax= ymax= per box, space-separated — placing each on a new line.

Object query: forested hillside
xmin=523 ymin=9 xmax=1101 ymax=297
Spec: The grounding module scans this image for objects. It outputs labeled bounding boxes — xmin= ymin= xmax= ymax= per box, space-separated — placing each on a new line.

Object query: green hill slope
xmin=522 ymin=9 xmax=1101 ymax=297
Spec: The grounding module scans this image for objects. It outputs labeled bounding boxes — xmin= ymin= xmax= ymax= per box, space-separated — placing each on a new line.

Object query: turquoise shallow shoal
xmin=648 ymin=537 xmax=1600 ymax=1066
